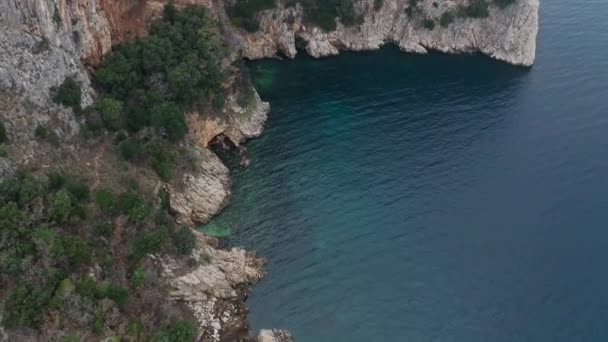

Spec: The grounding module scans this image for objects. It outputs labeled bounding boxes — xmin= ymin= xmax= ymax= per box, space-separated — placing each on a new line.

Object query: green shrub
xmin=172 ymin=226 xmax=195 ymax=256
xmin=94 ymin=189 xmax=114 ymax=212
xmin=423 ymin=18 xmax=435 ymax=30
xmin=374 ymin=0 xmax=384 ymax=10
xmin=148 ymin=143 xmax=175 ymax=181
xmin=53 ymin=77 xmax=82 ymax=112
xmin=119 ymin=139 xmax=143 ymax=161
xmin=65 ymin=179 xmax=90 ymax=201
xmin=132 ymin=227 xmax=168 ymax=260
xmin=51 ymin=189 xmax=72 ymax=223
xmin=97 ymin=283 xmax=130 ymax=308
xmin=34 ymin=125 xmax=49 ymax=139
xmin=466 ymin=0 xmax=489 ymax=18
xmin=59 ymin=235 xmax=91 ymax=265
xmin=152 ymin=320 xmax=197 ymax=342
xmin=94 ymin=97 xmax=124 ymax=131
xmin=97 ymin=222 xmax=113 ymax=238
xmin=129 ymin=267 xmax=146 ymax=288
xmin=117 ymin=192 xmax=150 ymax=221
xmin=440 ymin=11 xmax=455 ymax=27
xmin=2 ymin=276 xmax=61 ymax=329
xmin=0 ymin=121 xmax=8 ymax=144
xmin=48 ymin=172 xmax=66 ymax=191
xmin=150 ymin=102 xmax=187 ymax=142
xmin=18 ymin=173 xmax=44 ymax=206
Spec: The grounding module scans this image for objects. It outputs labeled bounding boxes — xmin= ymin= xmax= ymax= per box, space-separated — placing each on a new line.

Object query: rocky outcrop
xmin=168 ymin=146 xmax=232 ymax=226
xmin=185 ymin=88 xmax=270 ymax=149
xmin=258 ymin=329 xmax=294 ymax=342
xmin=158 ymin=231 xmax=266 ymax=341
xmin=238 ymin=0 xmax=539 ymax=67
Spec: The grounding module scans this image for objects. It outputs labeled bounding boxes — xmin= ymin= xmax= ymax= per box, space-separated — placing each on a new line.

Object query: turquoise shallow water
xmin=207 ymin=1 xmax=608 ymax=341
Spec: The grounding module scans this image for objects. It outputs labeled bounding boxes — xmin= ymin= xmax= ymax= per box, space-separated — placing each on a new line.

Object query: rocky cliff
xmin=238 ymin=0 xmax=539 ymax=66
xmin=0 ymin=0 xmax=538 ymax=340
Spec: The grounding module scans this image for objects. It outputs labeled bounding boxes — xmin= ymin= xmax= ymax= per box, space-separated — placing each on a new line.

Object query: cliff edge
xmin=235 ymin=0 xmax=539 ymax=66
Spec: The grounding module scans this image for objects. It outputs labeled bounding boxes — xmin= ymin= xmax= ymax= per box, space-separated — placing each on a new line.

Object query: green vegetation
xmin=81 ymin=4 xmax=234 ymax=182
xmin=423 ymin=18 xmax=436 ymax=30
xmin=0 ymin=170 xmax=201 ymax=337
xmin=152 ymin=320 xmax=197 ymax=342
xmin=52 ymin=77 xmax=82 ymax=112
xmin=440 ymin=11 xmax=455 ymax=27
xmin=463 ymin=0 xmax=490 ymax=18
xmin=172 ymin=226 xmax=196 ymax=256
xmin=94 ymin=4 xmax=225 ymax=143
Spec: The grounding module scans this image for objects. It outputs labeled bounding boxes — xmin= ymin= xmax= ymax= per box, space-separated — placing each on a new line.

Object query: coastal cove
xmin=207 ymin=0 xmax=608 ymax=341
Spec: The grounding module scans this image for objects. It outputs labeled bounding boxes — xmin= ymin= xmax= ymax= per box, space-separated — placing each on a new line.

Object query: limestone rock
xmin=160 ymin=230 xmax=265 ymax=341
xmin=168 ymin=146 xmax=231 ymax=226
xmin=238 ymin=0 xmax=539 ymax=67
xmin=258 ymin=329 xmax=294 ymax=342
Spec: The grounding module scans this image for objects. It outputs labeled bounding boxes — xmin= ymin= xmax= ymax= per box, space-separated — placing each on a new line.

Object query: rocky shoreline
xmin=0 ymin=0 xmax=538 ymax=340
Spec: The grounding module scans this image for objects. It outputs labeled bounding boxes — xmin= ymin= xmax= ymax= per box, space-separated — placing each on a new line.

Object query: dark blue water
xmin=208 ymin=1 xmax=608 ymax=340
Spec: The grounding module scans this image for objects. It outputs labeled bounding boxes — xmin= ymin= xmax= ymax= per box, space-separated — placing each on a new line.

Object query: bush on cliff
xmin=53 ymin=77 xmax=82 ymax=112
xmin=440 ymin=11 xmax=455 ymax=27
xmin=465 ymin=0 xmax=490 ymax=18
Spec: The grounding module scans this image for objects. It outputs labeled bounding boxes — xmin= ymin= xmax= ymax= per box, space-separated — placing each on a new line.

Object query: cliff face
xmin=238 ymin=0 xmax=539 ymax=66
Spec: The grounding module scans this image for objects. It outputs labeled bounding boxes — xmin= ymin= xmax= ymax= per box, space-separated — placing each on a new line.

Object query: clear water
xmin=207 ymin=1 xmax=608 ymax=340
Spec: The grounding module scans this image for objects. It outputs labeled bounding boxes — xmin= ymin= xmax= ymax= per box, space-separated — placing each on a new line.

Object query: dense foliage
xmin=0 ymin=171 xmax=197 ymax=338
xmin=92 ymin=5 xmax=226 ymax=143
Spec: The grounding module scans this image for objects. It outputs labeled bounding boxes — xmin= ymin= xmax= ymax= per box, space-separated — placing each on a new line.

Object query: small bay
xmin=207 ymin=0 xmax=608 ymax=340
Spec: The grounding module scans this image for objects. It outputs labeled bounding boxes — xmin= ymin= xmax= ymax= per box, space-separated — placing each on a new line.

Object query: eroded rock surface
xmin=239 ymin=0 xmax=539 ymax=67
xmin=159 ymin=231 xmax=265 ymax=341
xmin=168 ymin=146 xmax=231 ymax=226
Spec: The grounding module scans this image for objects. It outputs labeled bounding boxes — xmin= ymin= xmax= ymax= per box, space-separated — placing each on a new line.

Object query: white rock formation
xmin=168 ymin=146 xmax=232 ymax=226
xmin=159 ymin=231 xmax=265 ymax=341
xmin=237 ymin=0 xmax=539 ymax=67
